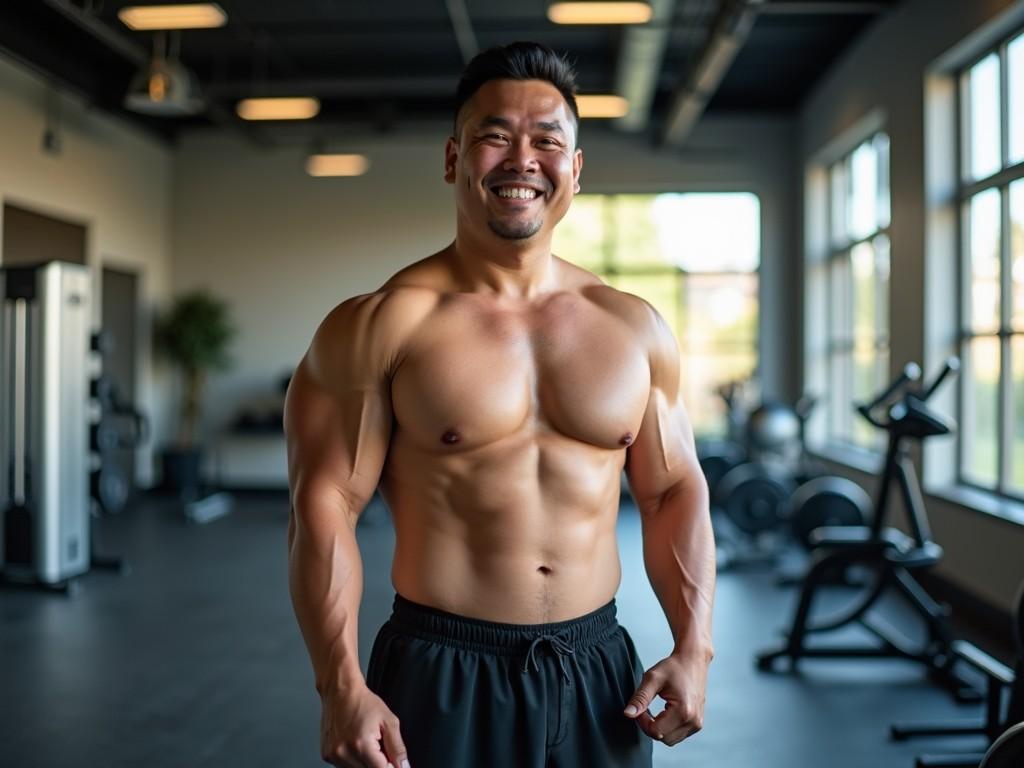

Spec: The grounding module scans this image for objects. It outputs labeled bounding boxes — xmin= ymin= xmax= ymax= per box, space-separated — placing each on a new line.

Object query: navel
xmin=441 ymin=429 xmax=462 ymax=445
xmin=537 ymin=565 xmax=553 ymax=576
xmin=619 ymin=432 xmax=634 ymax=447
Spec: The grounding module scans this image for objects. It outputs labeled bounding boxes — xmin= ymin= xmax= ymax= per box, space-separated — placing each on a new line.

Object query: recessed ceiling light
xmin=577 ymin=94 xmax=630 ymax=118
xmin=236 ymin=97 xmax=321 ymax=121
xmin=548 ymin=2 xmax=653 ymax=25
xmin=118 ymin=4 xmax=227 ymax=31
xmin=306 ymin=154 xmax=371 ymax=177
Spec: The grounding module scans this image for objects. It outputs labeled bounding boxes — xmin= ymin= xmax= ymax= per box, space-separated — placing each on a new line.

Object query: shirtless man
xmin=285 ymin=42 xmax=715 ymax=768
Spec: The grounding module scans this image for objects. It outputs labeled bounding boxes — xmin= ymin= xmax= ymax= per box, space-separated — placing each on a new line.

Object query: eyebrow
xmin=478 ymin=116 xmax=566 ymax=135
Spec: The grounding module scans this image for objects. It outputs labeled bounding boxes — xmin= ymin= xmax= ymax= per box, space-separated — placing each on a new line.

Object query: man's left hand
xmin=622 ymin=653 xmax=709 ymax=746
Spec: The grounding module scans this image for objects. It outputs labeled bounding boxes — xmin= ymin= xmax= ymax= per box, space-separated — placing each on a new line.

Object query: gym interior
xmin=2 ymin=1 xmax=1024 ymax=766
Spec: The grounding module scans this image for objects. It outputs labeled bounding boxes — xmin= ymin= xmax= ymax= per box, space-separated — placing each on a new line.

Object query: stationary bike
xmin=756 ymin=360 xmax=979 ymax=701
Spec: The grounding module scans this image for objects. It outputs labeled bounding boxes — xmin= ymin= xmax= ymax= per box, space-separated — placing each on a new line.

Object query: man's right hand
xmin=319 ymin=684 xmax=410 ymax=768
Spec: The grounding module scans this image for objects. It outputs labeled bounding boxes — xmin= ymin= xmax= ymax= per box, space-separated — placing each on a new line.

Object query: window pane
xmin=1010 ymin=33 xmax=1024 ymax=165
xmin=851 ymin=241 xmax=876 ymax=341
xmin=851 ymin=342 xmax=881 ymax=447
xmin=608 ymin=195 xmax=674 ymax=269
xmin=967 ymin=188 xmax=1002 ymax=332
xmin=606 ymin=273 xmax=679 ymax=334
xmin=680 ymin=273 xmax=758 ymax=351
xmin=848 ymin=139 xmax=879 ymax=241
xmin=686 ymin=353 xmax=757 ymax=438
xmin=875 ymin=234 xmax=891 ymax=339
xmin=962 ymin=336 xmax=1001 ymax=487
xmin=652 ymin=193 xmax=760 ymax=272
xmin=875 ymin=133 xmax=891 ymax=230
xmin=967 ymin=53 xmax=1002 ymax=181
xmin=829 ymin=349 xmax=853 ymax=441
xmin=830 ymin=255 xmax=851 ymax=344
xmin=552 ymin=195 xmax=606 ymax=270
xmin=1012 ymin=180 xmax=1024 ymax=331
xmin=1011 ymin=336 xmax=1024 ymax=493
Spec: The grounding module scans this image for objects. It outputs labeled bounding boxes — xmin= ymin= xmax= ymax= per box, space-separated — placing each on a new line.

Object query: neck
xmin=449 ymin=226 xmax=558 ymax=299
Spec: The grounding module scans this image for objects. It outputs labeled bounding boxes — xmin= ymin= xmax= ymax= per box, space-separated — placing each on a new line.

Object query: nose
xmin=502 ymin=137 xmax=539 ymax=174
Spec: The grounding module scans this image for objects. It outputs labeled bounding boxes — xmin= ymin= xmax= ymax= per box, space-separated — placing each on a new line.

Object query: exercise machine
xmin=891 ymin=580 xmax=1023 ymax=767
xmin=756 ymin=360 xmax=979 ymax=701
xmin=1 ymin=261 xmax=92 ymax=592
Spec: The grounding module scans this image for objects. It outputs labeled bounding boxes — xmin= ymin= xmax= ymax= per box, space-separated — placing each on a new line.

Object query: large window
xmin=958 ymin=30 xmax=1024 ymax=497
xmin=819 ymin=132 xmax=891 ymax=450
xmin=552 ymin=193 xmax=760 ymax=436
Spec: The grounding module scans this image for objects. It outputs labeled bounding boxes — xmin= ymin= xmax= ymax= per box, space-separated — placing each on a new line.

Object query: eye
xmin=482 ymin=133 xmax=508 ymax=143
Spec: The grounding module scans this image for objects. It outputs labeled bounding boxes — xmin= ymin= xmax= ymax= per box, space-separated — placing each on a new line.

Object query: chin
xmin=487 ymin=219 xmax=543 ymax=240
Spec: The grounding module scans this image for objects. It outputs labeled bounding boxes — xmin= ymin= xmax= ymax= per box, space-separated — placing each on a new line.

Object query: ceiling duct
xmin=612 ymin=0 xmax=675 ymax=132
xmin=124 ymin=32 xmax=204 ymax=116
xmin=661 ymin=0 xmax=764 ymax=146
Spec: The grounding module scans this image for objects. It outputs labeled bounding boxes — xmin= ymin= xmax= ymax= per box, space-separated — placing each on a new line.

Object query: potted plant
xmin=154 ymin=290 xmax=235 ymax=499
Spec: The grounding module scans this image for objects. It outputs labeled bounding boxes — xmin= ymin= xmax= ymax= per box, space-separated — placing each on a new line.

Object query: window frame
xmin=821 ymin=131 xmax=892 ymax=453
xmin=955 ymin=27 xmax=1024 ymax=500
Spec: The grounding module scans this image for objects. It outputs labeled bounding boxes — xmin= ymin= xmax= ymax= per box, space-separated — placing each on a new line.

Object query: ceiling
xmin=0 ymin=0 xmax=902 ymax=145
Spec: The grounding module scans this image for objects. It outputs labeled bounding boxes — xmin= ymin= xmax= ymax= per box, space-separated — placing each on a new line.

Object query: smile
xmin=491 ymin=185 xmax=541 ymax=200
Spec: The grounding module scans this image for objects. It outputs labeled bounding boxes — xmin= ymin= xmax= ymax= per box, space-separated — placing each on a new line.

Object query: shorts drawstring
xmin=523 ymin=633 xmax=576 ymax=684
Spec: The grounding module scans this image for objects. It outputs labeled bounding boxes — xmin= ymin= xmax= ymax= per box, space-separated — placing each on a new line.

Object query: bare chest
xmin=390 ymin=295 xmax=651 ymax=451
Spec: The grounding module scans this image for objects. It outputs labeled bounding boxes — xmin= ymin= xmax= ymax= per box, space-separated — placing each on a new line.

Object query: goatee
xmin=488 ymin=218 xmax=542 ymax=240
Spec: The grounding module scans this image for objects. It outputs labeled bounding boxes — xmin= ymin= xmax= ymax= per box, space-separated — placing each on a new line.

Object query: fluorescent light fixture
xmin=306 ymin=154 xmax=370 ymax=177
xmin=548 ymin=2 xmax=653 ymax=24
xmin=577 ymin=94 xmax=630 ymax=118
xmin=236 ymin=97 xmax=320 ymax=120
xmin=118 ymin=4 xmax=227 ymax=30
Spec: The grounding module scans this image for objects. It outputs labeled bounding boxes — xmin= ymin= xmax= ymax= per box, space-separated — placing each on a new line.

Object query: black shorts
xmin=366 ymin=594 xmax=654 ymax=768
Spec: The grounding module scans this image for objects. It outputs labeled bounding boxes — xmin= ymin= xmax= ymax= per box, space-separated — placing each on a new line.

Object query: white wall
xmin=0 ymin=54 xmax=174 ymax=488
xmin=172 ymin=116 xmax=798 ymax=484
xmin=800 ymin=0 xmax=1024 ymax=611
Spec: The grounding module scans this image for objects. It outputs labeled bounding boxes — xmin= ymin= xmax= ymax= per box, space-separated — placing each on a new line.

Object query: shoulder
xmin=307 ymin=285 xmax=441 ymax=388
xmin=579 ymin=281 xmax=679 ymax=387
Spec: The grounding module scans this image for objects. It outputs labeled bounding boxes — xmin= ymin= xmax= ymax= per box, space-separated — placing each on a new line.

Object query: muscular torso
xmin=377 ymin=259 xmax=653 ymax=624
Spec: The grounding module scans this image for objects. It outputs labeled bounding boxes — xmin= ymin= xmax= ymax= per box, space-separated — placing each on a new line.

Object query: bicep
xmin=625 ymin=385 xmax=701 ymax=510
xmin=284 ymin=355 xmax=393 ymax=526
xmin=624 ymin=305 xmax=703 ymax=510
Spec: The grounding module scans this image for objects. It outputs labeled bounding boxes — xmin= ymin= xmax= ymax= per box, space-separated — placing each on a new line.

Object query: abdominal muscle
xmin=380 ymin=428 xmax=626 ymax=624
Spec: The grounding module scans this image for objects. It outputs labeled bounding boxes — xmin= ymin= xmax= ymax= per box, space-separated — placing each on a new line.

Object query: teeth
xmin=496 ymin=186 xmax=538 ymax=200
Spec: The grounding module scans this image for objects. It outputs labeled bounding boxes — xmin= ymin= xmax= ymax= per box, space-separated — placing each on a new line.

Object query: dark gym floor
xmin=0 ymin=494 xmax=999 ymax=768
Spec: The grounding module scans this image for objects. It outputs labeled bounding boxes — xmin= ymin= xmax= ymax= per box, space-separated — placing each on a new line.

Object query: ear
xmin=572 ymin=148 xmax=583 ymax=194
xmin=444 ymin=136 xmax=458 ymax=184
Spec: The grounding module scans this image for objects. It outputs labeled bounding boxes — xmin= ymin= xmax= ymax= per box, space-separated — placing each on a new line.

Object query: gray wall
xmin=800 ymin=0 xmax=1024 ymax=611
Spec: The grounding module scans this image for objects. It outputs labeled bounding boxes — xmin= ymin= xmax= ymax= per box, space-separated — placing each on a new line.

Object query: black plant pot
xmin=160 ymin=447 xmax=203 ymax=500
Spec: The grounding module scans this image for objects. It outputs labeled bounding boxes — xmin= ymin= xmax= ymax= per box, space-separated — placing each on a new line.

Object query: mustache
xmin=484 ymin=173 xmax=550 ymax=192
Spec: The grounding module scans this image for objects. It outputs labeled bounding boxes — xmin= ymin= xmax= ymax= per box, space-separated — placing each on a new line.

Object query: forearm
xmin=287 ymin=505 xmax=366 ymax=698
xmin=640 ymin=480 xmax=716 ymax=662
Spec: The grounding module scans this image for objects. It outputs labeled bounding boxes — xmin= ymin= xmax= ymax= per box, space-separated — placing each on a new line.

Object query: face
xmin=445 ymin=79 xmax=583 ymax=243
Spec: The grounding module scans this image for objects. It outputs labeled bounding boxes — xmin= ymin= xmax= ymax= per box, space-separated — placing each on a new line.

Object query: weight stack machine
xmin=1 ymin=261 xmax=92 ymax=590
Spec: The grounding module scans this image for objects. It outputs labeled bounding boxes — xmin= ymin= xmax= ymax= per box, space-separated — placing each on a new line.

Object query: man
xmin=285 ymin=42 xmax=715 ymax=768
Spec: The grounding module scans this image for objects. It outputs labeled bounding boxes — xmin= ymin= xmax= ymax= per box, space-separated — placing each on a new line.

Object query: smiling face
xmin=445 ymin=79 xmax=583 ymax=244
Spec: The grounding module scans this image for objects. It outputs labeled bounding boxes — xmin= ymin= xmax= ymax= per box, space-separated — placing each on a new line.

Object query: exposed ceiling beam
xmin=661 ymin=0 xmax=764 ymax=147
xmin=445 ymin=0 xmax=479 ymax=65
xmin=612 ymin=0 xmax=676 ymax=133
xmin=205 ymin=76 xmax=456 ymax=100
xmin=757 ymin=2 xmax=888 ymax=14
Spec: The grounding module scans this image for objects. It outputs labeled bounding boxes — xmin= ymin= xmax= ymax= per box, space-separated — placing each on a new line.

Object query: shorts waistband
xmin=386 ymin=593 xmax=620 ymax=655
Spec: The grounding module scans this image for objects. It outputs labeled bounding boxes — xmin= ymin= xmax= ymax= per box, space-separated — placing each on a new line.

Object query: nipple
xmin=619 ymin=432 xmax=634 ymax=447
xmin=441 ymin=429 xmax=462 ymax=445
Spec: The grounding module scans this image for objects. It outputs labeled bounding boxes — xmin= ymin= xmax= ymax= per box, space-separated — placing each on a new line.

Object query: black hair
xmin=453 ymin=41 xmax=579 ymax=138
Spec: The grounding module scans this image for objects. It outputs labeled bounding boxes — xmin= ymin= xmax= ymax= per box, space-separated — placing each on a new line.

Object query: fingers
xmin=322 ymin=733 xmax=389 ymax=768
xmin=380 ymin=715 xmax=411 ymax=768
xmin=652 ymin=703 xmax=703 ymax=747
xmin=623 ymin=670 xmax=660 ymax=719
